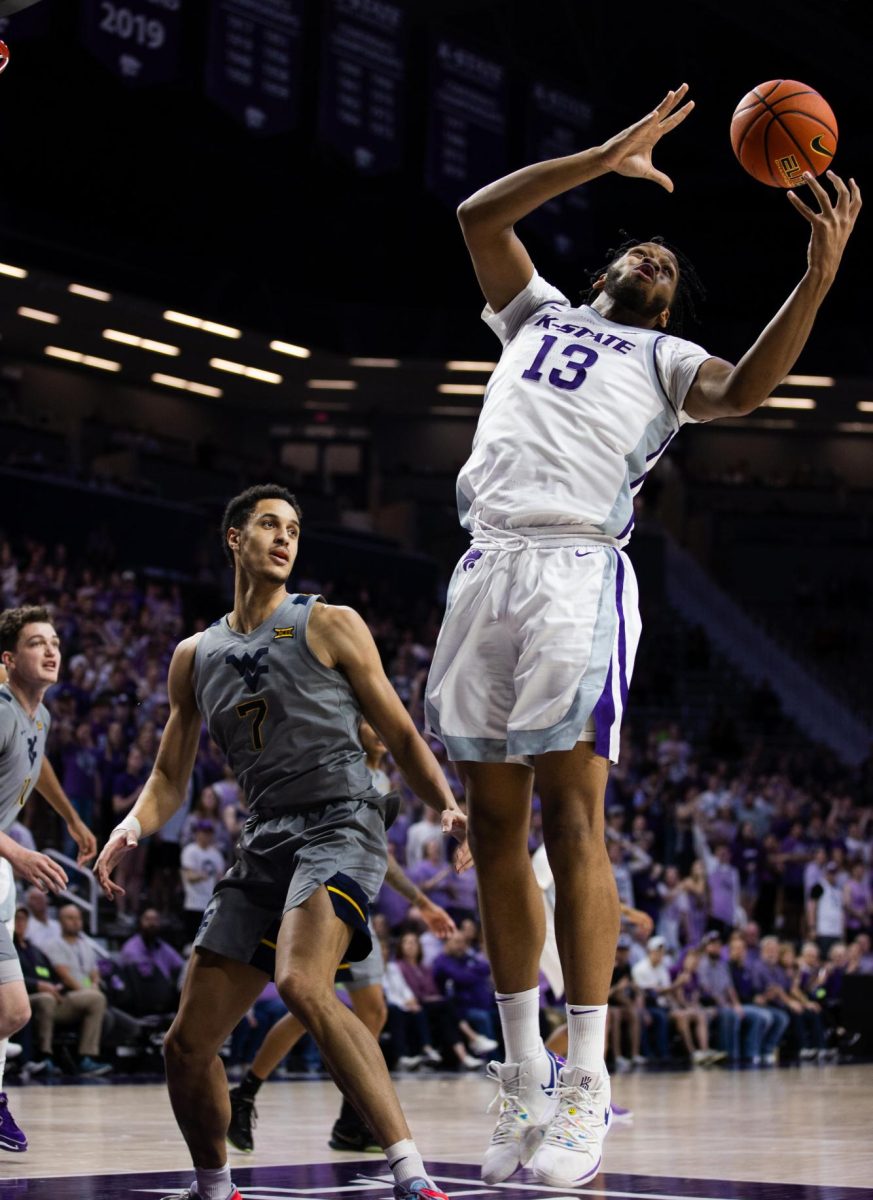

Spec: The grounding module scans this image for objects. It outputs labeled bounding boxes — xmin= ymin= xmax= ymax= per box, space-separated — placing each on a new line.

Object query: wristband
xmin=113 ymin=815 xmax=142 ymax=841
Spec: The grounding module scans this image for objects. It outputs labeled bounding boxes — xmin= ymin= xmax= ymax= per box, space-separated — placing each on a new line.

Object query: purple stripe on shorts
xmin=593 ymin=659 xmax=615 ymax=759
xmin=614 ymin=550 xmax=628 ymax=705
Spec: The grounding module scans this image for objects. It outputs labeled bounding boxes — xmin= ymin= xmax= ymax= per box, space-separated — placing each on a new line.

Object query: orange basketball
xmin=730 ymin=80 xmax=838 ymax=188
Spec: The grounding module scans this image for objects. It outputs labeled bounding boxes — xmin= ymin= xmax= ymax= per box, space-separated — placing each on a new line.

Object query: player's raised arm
xmin=684 ymin=169 xmax=862 ymax=421
xmin=94 ymin=634 xmax=203 ymax=899
xmin=307 ymin=604 xmax=466 ymax=845
xmin=457 ymin=84 xmax=694 ymax=312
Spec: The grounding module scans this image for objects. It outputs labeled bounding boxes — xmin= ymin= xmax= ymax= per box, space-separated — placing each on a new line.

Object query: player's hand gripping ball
xmin=0 ymin=41 xmax=10 ymax=75
xmin=731 ymin=80 xmax=838 ymax=188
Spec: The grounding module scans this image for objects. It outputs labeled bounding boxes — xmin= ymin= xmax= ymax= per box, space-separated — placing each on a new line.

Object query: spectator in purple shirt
xmin=696 ymin=932 xmax=769 ymax=1064
xmin=119 ymin=908 xmax=184 ymax=986
xmin=756 ymin=937 xmax=824 ymax=1058
xmin=432 ymin=930 xmax=497 ymax=1042
xmin=727 ymin=932 xmax=789 ymax=1064
xmin=405 ymin=839 xmax=455 ymax=914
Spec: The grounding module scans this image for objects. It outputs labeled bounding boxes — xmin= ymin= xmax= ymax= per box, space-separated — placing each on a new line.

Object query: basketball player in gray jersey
xmin=0 ymin=605 xmax=98 ymax=1152
xmin=95 ymin=484 xmax=468 ymax=1200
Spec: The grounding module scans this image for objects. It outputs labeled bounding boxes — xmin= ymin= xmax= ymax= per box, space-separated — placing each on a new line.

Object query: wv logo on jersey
xmin=273 ymin=626 xmax=295 ymax=640
xmin=225 ymin=646 xmax=270 ymax=692
xmin=27 ymin=736 xmax=38 ymax=768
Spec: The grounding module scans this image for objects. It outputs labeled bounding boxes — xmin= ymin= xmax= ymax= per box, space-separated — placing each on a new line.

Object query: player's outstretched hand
xmin=419 ymin=898 xmax=457 ymax=939
xmin=787 ymin=170 xmax=862 ymax=282
xmin=68 ymin=819 xmax=98 ymax=867
xmin=11 ymin=847 xmax=68 ymax=894
xmin=598 ymin=84 xmax=694 ymax=192
xmin=93 ymin=827 xmax=138 ymax=900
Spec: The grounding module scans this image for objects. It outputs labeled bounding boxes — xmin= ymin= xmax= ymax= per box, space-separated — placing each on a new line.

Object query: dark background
xmin=0 ymin=0 xmax=869 ymax=372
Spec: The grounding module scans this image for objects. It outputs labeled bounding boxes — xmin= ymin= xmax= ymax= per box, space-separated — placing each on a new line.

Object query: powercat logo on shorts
xmin=462 ymin=549 xmax=482 ymax=571
xmin=225 ymin=646 xmax=270 ymax=691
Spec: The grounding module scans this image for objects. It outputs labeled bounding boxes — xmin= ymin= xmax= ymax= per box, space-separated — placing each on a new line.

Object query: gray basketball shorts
xmin=195 ymin=797 xmax=390 ymax=976
xmin=0 ymin=917 xmax=23 ymax=985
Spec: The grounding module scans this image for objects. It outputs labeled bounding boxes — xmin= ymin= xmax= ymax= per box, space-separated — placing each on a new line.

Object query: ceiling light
xmin=152 ymin=373 xmax=222 ymax=398
xmin=210 ymin=358 xmax=282 ymax=383
xmin=430 ymin=405 xmax=481 ymax=416
xmin=303 ymin=400 xmax=352 ymax=411
xmin=349 ymin=357 xmax=400 ymax=368
xmin=306 ymin=380 xmax=358 ymax=390
xmin=445 ymin=360 xmax=497 ymax=372
xmin=437 ymin=383 xmax=487 ymax=396
xmin=837 ymin=422 xmax=873 ymax=434
xmin=103 ymin=329 xmax=180 ymax=356
xmin=762 ymin=397 xmax=816 ymax=410
xmin=45 ymin=346 xmax=121 ymax=371
xmin=782 ymin=374 xmax=834 ymax=387
xmin=68 ymin=283 xmax=111 ymax=301
xmin=164 ymin=311 xmax=241 ymax=338
xmin=856 ymin=402 xmax=873 ymax=413
xmin=270 ymin=339 xmax=311 ymax=358
xmin=0 ymin=263 xmax=28 ymax=279
xmin=18 ymin=307 xmax=59 ymax=324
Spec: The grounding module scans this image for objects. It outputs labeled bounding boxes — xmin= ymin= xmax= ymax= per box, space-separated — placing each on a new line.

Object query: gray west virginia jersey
xmin=0 ymin=684 xmax=49 ymax=835
xmin=192 ymin=594 xmax=383 ymax=816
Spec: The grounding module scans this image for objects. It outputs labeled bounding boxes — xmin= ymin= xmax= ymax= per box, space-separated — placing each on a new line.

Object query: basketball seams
xmin=732 ymin=80 xmax=837 ymax=186
xmin=767 ymin=109 xmax=838 ymax=140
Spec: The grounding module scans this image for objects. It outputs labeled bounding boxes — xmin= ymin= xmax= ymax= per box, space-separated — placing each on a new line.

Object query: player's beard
xmin=604 ymin=262 xmax=667 ymax=321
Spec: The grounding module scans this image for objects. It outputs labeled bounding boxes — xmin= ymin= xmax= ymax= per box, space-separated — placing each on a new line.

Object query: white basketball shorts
xmin=425 ymin=539 xmax=641 ymax=765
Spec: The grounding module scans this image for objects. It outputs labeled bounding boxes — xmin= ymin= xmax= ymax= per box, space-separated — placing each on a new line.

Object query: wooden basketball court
xmin=2 ymin=1064 xmax=870 ymax=1197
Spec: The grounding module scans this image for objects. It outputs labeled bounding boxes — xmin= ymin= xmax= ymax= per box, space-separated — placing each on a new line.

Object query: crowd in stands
xmin=2 ymin=537 xmax=872 ymax=1081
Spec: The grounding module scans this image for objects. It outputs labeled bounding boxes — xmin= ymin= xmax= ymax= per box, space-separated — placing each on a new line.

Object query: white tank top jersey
xmin=456 ymin=271 xmax=714 ymax=546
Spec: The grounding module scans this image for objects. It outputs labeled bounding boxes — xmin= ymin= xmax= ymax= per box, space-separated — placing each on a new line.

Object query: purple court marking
xmin=8 ymin=1160 xmax=873 ymax=1200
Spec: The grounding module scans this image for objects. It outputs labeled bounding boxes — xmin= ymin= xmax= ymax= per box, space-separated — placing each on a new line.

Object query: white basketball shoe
xmin=530 ymin=1065 xmax=611 ymax=1187
xmin=481 ymin=1050 xmax=561 ymax=1184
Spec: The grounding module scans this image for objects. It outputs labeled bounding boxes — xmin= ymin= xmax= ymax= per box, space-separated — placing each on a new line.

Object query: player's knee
xmin=542 ymin=808 xmax=602 ymax=856
xmin=275 ymin=967 xmax=328 ymax=1019
xmin=164 ymin=1017 xmax=213 ymax=1067
xmin=0 ymin=997 xmax=31 ymax=1038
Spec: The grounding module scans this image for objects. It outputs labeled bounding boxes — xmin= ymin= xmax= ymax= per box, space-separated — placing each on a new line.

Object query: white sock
xmin=193 ymin=1163 xmax=234 ymax=1200
xmin=495 ymin=987 xmax=543 ymax=1064
xmin=565 ymin=1003 xmax=608 ymax=1074
xmin=385 ymin=1138 xmax=427 ymax=1185
xmin=0 ymin=1037 xmax=7 ymax=1091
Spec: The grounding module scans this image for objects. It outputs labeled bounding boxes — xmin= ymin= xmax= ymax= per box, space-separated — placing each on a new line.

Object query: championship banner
xmin=317 ymin=0 xmax=408 ymax=175
xmin=80 ymin=0 xmax=184 ymax=87
xmin=425 ymin=34 xmax=507 ymax=208
xmin=205 ymin=0 xmax=304 ymax=136
xmin=526 ymin=80 xmax=593 ymax=257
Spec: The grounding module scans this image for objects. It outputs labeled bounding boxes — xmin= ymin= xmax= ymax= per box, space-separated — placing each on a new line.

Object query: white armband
xmin=112 ymin=815 xmax=142 ymax=841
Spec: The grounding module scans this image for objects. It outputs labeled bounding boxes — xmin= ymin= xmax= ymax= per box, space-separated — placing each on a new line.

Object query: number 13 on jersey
xmin=522 ymin=335 xmax=599 ymax=391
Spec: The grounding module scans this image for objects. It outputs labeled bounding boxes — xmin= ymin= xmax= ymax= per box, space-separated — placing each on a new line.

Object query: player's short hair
xmin=220 ymin=484 xmax=303 ymax=565
xmin=585 ymin=234 xmax=705 ymax=336
xmin=0 ymin=605 xmax=53 ymax=655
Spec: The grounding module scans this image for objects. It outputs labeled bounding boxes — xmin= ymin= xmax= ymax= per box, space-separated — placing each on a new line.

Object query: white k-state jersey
xmin=456 ymin=271 xmax=713 ymax=545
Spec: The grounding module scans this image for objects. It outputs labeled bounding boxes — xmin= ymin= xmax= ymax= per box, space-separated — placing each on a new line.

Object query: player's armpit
xmin=682 ymin=356 xmax=742 ymax=420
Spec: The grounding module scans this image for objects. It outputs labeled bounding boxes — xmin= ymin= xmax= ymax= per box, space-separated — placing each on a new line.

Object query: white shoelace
xmin=485 ymin=1063 xmax=530 ymax=1144
xmin=544 ymin=1084 xmax=602 ymax=1147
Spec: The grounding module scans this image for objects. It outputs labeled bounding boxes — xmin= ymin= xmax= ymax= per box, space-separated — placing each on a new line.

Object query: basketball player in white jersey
xmin=425 ymin=84 xmax=861 ymax=1187
xmin=0 ymin=607 xmax=97 ymax=1151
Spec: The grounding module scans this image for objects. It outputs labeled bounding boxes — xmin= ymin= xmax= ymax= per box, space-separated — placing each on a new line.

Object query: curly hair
xmin=0 ymin=605 xmax=53 ymax=655
xmin=584 ymin=234 xmax=706 ymax=337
